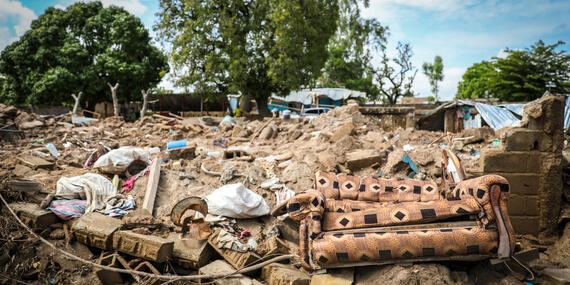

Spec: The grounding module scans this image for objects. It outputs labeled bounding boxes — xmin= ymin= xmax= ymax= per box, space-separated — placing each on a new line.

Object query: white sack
xmin=205 ymin=183 xmax=270 ymax=218
xmin=55 ymin=173 xmax=123 ymax=213
xmin=93 ymin=146 xmax=150 ymax=174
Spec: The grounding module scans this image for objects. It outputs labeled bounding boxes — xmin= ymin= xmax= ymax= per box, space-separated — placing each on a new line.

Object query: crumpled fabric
xmin=54 ymin=173 xmax=127 ymax=214
xmin=216 ymin=229 xmax=249 ymax=252
xmin=93 ymin=146 xmax=150 ymax=174
xmin=47 ymin=197 xmax=135 ymax=220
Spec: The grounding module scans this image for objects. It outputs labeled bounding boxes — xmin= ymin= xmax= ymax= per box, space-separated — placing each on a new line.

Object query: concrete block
xmin=261 ymin=263 xmax=310 ymax=285
xmin=482 ymin=151 xmax=540 ymax=173
xmin=345 ymin=149 xmax=385 ymax=170
xmin=199 ymin=260 xmax=263 ymax=285
xmin=168 ymin=146 xmax=196 ymax=160
xmin=542 ymin=268 xmax=570 ymax=285
xmin=112 ymin=230 xmax=173 ymax=263
xmin=166 ymin=232 xmax=215 ymax=269
xmin=318 ymin=153 xmax=337 ymax=172
xmin=331 ymin=123 xmax=354 ymax=141
xmin=5 ymin=202 xmax=58 ymax=231
xmin=208 ymin=229 xmax=261 ymax=269
xmin=507 ymin=195 xmax=539 ymax=216
xmin=510 ymin=216 xmax=539 ymax=235
xmin=72 ymin=212 xmax=123 ymax=250
xmin=498 ymin=173 xmax=540 ymax=195
xmin=16 ymin=155 xmax=54 ymax=170
xmin=503 ymin=129 xmax=541 ymax=151
xmin=310 ymin=268 xmax=354 ymax=285
xmin=257 ymin=236 xmax=289 ymax=258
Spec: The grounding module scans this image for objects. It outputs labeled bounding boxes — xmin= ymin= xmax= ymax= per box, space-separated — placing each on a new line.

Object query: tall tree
xmin=456 ymin=61 xmax=496 ymax=99
xmin=156 ymin=0 xmax=341 ymax=116
xmin=319 ymin=1 xmax=387 ymax=101
xmin=456 ymin=40 xmax=570 ymax=101
xmin=376 ymin=42 xmax=418 ymax=104
xmin=422 ymin=55 xmax=444 ymax=101
xmin=0 ymin=1 xmax=169 ymax=111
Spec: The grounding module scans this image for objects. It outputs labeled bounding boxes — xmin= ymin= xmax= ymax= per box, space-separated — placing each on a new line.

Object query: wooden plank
xmin=168 ymin=112 xmax=185 ymax=120
xmin=152 ymin=113 xmax=178 ymax=122
xmin=142 ymin=159 xmax=161 ymax=215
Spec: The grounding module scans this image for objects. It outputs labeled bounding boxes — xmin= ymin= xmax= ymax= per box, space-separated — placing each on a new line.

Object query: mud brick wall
xmin=481 ymin=96 xmax=564 ymax=241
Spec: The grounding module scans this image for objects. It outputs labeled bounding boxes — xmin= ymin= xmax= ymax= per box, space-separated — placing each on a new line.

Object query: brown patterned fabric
xmin=310 ymin=225 xmax=498 ymax=268
xmin=314 ymin=171 xmax=439 ymax=202
xmin=322 ymin=196 xmax=481 ymax=231
xmin=272 ymin=172 xmax=515 ymax=270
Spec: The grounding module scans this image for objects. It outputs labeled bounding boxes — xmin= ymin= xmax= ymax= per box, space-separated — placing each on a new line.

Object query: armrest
xmin=271 ymin=190 xmax=325 ymax=238
xmin=450 ymin=175 xmax=514 ymax=258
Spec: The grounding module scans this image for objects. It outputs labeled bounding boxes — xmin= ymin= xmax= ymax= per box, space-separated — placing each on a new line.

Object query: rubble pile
xmin=0 ymin=102 xmax=567 ymax=284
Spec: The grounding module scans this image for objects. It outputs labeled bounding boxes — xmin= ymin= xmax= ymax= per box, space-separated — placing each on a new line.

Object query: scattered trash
xmin=213 ymin=137 xmax=228 ymax=148
xmin=170 ymin=196 xmax=211 ymax=240
xmin=45 ymin=143 xmax=60 ymax=158
xmin=402 ymin=154 xmax=419 ymax=174
xmin=93 ymin=146 xmax=150 ymax=174
xmin=403 ymin=144 xmax=415 ymax=152
xmin=261 ymin=178 xmax=280 ymax=189
xmin=205 ymin=183 xmax=270 ymax=218
xmin=491 ymin=138 xmax=501 ymax=148
xmin=167 ymin=139 xmax=188 ymax=150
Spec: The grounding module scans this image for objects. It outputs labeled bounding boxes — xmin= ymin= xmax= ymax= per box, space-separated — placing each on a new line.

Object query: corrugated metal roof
xmin=564 ymin=96 xmax=570 ymax=129
xmin=474 ymin=103 xmax=520 ymax=130
xmin=271 ymin=88 xmax=365 ymax=105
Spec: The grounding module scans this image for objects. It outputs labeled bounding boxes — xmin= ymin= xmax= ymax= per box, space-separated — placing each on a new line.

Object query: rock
xmin=542 ymin=268 xmax=570 ymax=285
xmin=318 ymin=152 xmax=337 ymax=172
xmin=311 ymin=268 xmax=353 ymax=285
xmin=169 ymin=145 xmax=196 ymax=160
xmin=12 ymin=164 xmax=33 ymax=177
xmin=331 ymin=123 xmax=355 ymax=141
xmin=19 ymin=120 xmax=44 ymax=129
xmin=261 ymin=263 xmax=310 ymax=285
xmin=345 ymin=149 xmax=385 ymax=170
xmin=199 ymin=260 xmax=263 ymax=285
xmin=260 ymin=125 xmax=275 ymax=140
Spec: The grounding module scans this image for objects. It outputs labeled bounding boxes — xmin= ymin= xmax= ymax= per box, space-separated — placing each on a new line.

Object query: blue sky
xmin=1 ymin=0 xmax=569 ymax=100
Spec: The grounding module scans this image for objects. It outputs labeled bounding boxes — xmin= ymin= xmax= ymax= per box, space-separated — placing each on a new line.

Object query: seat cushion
xmin=322 ymin=195 xmax=481 ymax=231
xmin=311 ymin=224 xmax=499 ymax=268
xmin=315 ymin=171 xmax=439 ymax=203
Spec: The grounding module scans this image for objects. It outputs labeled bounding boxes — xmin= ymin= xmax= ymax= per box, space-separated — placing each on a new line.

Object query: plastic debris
xmin=167 ymin=139 xmax=187 ymax=150
xmin=205 ymin=183 xmax=270 ymax=218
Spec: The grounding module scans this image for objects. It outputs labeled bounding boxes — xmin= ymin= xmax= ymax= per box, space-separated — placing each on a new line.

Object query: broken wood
xmin=142 ymin=159 xmax=161 ymax=215
xmin=168 ymin=112 xmax=185 ymax=120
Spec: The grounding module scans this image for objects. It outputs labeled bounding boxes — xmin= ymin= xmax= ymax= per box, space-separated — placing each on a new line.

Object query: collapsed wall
xmin=480 ymin=95 xmax=564 ymax=242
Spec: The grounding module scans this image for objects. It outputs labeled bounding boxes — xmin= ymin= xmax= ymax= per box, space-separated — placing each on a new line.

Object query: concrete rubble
xmin=0 ymin=96 xmax=569 ymax=284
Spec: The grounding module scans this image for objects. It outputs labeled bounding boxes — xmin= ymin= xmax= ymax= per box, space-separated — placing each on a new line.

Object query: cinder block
xmin=166 ymin=232 xmax=215 ymax=269
xmin=72 ymin=212 xmax=123 ymax=250
xmin=510 ymin=216 xmax=539 ymax=235
xmin=112 ymin=230 xmax=173 ymax=263
xmin=482 ymin=151 xmax=540 ymax=173
xmin=504 ymin=129 xmax=541 ymax=151
xmin=207 ymin=229 xmax=260 ymax=269
xmin=507 ymin=195 xmax=539 ymax=216
xmin=5 ymin=202 xmax=58 ymax=231
xmin=498 ymin=173 xmax=540 ymax=195
xmin=261 ymin=263 xmax=310 ymax=285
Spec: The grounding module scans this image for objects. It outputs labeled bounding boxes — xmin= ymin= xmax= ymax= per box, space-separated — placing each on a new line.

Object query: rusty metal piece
xmin=170 ymin=197 xmax=211 ymax=240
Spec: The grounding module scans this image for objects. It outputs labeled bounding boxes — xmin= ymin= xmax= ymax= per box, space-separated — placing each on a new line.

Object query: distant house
xmin=268 ymin=88 xmax=366 ymax=113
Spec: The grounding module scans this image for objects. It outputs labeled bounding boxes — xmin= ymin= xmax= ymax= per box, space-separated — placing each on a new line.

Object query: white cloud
xmin=99 ymin=0 xmax=147 ymax=16
xmin=0 ymin=0 xmax=37 ymax=51
xmin=413 ymin=67 xmax=465 ymax=100
xmin=54 ymin=4 xmax=65 ymax=10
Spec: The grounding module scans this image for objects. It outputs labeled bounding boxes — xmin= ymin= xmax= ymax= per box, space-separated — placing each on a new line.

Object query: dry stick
xmin=249 ymin=117 xmax=274 ymax=142
xmin=0 ymin=192 xmax=294 ymax=281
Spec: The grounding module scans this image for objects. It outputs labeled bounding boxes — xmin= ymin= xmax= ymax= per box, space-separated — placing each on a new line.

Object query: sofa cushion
xmin=321 ymin=195 xmax=481 ymax=231
xmin=310 ymin=224 xmax=499 ymax=267
xmin=315 ymin=171 xmax=439 ymax=202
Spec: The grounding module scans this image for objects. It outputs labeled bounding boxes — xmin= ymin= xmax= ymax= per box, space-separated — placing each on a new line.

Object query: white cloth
xmin=55 ymin=173 xmax=125 ymax=213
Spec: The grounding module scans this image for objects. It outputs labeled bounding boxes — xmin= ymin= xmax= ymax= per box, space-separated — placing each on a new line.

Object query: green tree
xmin=456 ymin=40 xmax=570 ymax=101
xmin=456 ymin=61 xmax=496 ymax=99
xmin=376 ymin=42 xmax=418 ymax=104
xmin=319 ymin=1 xmax=387 ymax=101
xmin=422 ymin=55 xmax=444 ymax=101
xmin=156 ymin=0 xmax=341 ymax=116
xmin=0 ymin=1 xmax=168 ymax=112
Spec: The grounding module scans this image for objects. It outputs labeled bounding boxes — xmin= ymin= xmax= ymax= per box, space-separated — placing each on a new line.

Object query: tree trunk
xmin=71 ymin=91 xmax=83 ymax=115
xmin=255 ymin=96 xmax=272 ymax=117
xmin=107 ymin=82 xmax=120 ymax=117
xmin=140 ymin=89 xmax=149 ymax=118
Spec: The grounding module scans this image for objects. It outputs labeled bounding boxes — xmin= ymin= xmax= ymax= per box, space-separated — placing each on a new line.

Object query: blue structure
xmin=267 ymin=88 xmax=366 ymax=113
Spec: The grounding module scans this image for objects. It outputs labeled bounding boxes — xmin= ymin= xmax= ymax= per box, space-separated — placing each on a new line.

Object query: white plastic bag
xmin=93 ymin=146 xmax=150 ymax=174
xmin=205 ymin=183 xmax=270 ymax=218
